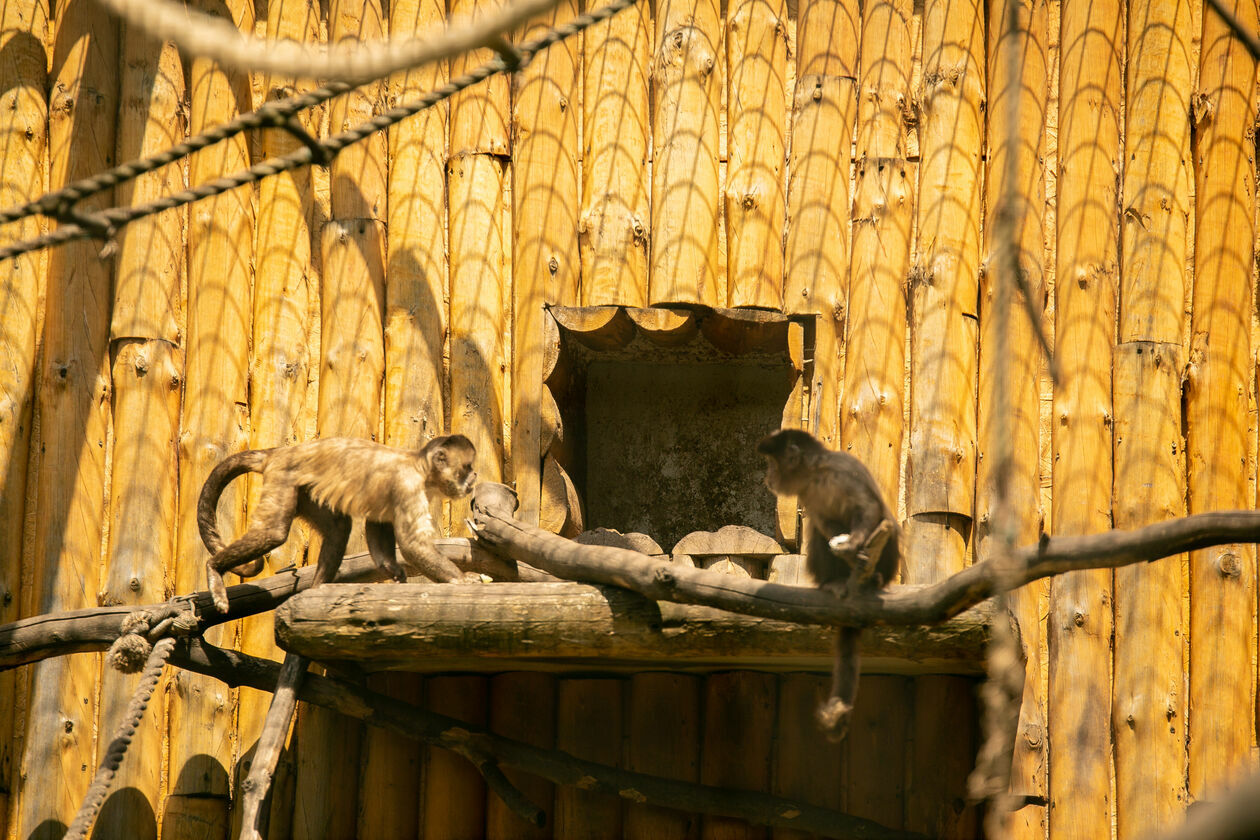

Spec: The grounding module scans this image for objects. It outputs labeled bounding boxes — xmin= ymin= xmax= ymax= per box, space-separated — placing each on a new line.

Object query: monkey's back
xmin=272 ymin=438 xmax=427 ymax=521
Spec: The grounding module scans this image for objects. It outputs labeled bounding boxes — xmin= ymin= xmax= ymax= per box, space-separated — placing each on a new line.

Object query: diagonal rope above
xmin=92 ymin=0 xmax=562 ymax=82
xmin=0 ymin=0 xmax=638 ymax=263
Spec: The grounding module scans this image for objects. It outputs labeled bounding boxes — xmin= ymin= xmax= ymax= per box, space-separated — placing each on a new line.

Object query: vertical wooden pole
xmin=977 ymin=0 xmax=1049 ymax=835
xmin=95 ymin=30 xmax=186 ymax=838
xmin=373 ymin=0 xmax=449 ymax=830
xmin=840 ymin=0 xmax=913 ymax=504
xmin=785 ymin=0 xmax=858 ymax=447
xmin=904 ymin=0 xmax=983 ymax=582
xmin=513 ymin=0 xmax=580 ymax=524
xmin=358 ymin=673 xmax=424 ymax=839
xmin=1189 ymin=0 xmax=1258 ymax=800
xmin=16 ymin=0 xmax=117 ymax=832
xmin=233 ymin=0 xmax=318 ymax=832
xmin=449 ymin=0 xmax=510 ymax=501
xmin=422 ymin=676 xmax=489 ymax=839
xmin=386 ymin=0 xmax=448 ymax=451
xmin=1111 ymin=0 xmax=1192 ymax=832
xmin=171 ymin=2 xmax=255 ymax=835
xmin=0 ymin=0 xmax=46 ymax=831
xmin=771 ymin=674 xmax=843 ymax=840
xmin=904 ymin=676 xmax=978 ymax=838
xmin=624 ymin=673 xmax=701 ymax=840
xmin=1050 ymin=0 xmax=1120 ymax=833
xmin=555 ymin=678 xmax=624 ymax=838
xmin=487 ymin=673 xmax=556 ymax=838
xmin=294 ymin=0 xmax=391 ymax=833
xmin=580 ymin=0 xmax=650 ymax=306
xmin=650 ymin=0 xmax=722 ymax=307
xmin=700 ymin=672 xmax=774 ymax=840
xmin=842 ymin=676 xmax=909 ymax=827
xmin=725 ymin=0 xmax=786 ymax=310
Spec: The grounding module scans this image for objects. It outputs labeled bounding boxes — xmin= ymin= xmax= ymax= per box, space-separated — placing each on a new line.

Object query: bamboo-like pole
xmin=1050 ymin=0 xmax=1120 ymax=832
xmin=171 ymin=0 xmax=254 ymax=833
xmin=840 ymin=0 xmax=913 ymax=504
xmin=904 ymin=0 xmax=984 ymax=582
xmin=449 ymin=156 xmax=509 ymax=487
xmin=977 ymin=0 xmax=1048 ymax=834
xmin=1189 ymin=0 xmax=1258 ymax=800
xmin=649 ymin=0 xmax=722 ymax=307
xmin=422 ymin=676 xmax=489 ymax=837
xmin=724 ymin=0 xmax=786 ymax=309
xmin=385 ymin=0 xmax=447 ymax=452
xmin=624 ymin=673 xmax=701 ymax=839
xmin=0 ymin=0 xmax=46 ymax=830
xmin=771 ymin=675 xmax=843 ymax=840
xmin=699 ymin=672 xmax=775 ymax=840
xmin=580 ymin=0 xmax=650 ymax=306
xmin=785 ymin=0 xmax=858 ymax=447
xmin=231 ymin=0 xmax=317 ymax=829
xmin=95 ymin=30 xmax=185 ymax=837
xmin=555 ymin=678 xmax=624 ymax=837
xmin=358 ymin=673 xmax=424 ymax=838
xmin=513 ymin=0 xmax=579 ymax=525
xmin=293 ymin=0 xmax=391 ymax=831
xmin=15 ymin=0 xmax=118 ymax=832
xmin=905 ymin=676 xmax=978 ymax=837
xmin=843 ymin=676 xmax=909 ymax=825
xmin=1112 ymin=0 xmax=1192 ymax=832
xmin=373 ymin=0 xmax=448 ymax=827
xmin=487 ymin=673 xmax=557 ymax=838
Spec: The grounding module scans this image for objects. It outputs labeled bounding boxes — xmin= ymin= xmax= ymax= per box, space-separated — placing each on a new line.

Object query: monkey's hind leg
xmin=206 ymin=483 xmax=299 ymax=613
xmin=305 ymin=504 xmax=353 ymax=587
xmin=366 ymin=521 xmax=407 ymax=583
xmin=818 ymin=626 xmax=861 ymax=742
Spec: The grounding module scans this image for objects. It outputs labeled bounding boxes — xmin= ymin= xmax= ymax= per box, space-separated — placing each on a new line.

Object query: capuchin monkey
xmin=756 ymin=428 xmax=901 ymax=741
xmin=197 ymin=435 xmax=479 ymax=613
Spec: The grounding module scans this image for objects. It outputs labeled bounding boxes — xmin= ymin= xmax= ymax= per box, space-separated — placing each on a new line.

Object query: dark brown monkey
xmin=198 ymin=435 xmax=479 ymax=613
xmin=757 ymin=428 xmax=901 ymax=740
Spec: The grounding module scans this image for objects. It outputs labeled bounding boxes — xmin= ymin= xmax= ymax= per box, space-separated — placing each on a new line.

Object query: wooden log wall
xmin=1 ymin=0 xmax=1260 ymax=835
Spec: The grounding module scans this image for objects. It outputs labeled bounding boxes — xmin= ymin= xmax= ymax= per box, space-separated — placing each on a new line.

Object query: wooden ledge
xmin=274 ymin=581 xmax=991 ymax=675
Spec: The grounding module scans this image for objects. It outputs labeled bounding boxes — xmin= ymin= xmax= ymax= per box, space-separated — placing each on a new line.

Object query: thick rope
xmin=0 ymin=0 xmax=637 ymax=263
xmin=92 ymin=0 xmax=562 ymax=82
xmin=62 ymin=635 xmax=177 ymax=840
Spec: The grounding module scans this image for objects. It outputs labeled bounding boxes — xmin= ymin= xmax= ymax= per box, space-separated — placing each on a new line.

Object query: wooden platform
xmin=273 ymin=579 xmax=992 ymax=675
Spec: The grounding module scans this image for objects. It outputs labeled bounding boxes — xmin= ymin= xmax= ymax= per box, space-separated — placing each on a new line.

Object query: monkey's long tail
xmin=197 ymin=449 xmax=269 ymax=555
xmin=817 ymin=626 xmax=861 ymax=742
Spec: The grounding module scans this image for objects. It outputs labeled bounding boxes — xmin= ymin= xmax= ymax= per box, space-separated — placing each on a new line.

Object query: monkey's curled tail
xmin=197 ymin=449 xmax=269 ymax=555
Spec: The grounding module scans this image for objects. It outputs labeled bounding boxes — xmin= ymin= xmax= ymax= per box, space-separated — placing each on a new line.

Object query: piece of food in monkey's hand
xmin=198 ymin=435 xmax=479 ymax=613
xmin=756 ymin=428 xmax=901 ymax=740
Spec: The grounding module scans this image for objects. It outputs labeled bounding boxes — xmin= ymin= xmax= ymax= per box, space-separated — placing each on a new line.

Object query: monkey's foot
xmin=816 ymin=697 xmax=853 ymax=742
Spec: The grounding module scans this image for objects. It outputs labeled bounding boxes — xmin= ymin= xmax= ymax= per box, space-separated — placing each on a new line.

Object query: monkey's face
xmin=429 ymin=443 xmax=478 ymax=499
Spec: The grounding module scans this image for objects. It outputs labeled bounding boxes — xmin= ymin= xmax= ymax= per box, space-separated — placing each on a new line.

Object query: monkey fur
xmin=756 ymin=428 xmax=902 ymax=740
xmin=197 ymin=435 xmax=479 ymax=613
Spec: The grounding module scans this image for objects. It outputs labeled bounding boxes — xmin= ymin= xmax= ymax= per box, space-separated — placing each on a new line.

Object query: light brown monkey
xmin=757 ymin=428 xmax=901 ymax=740
xmin=198 ymin=435 xmax=479 ymax=613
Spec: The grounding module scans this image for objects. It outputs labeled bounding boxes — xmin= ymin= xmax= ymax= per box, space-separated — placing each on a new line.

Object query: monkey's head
xmin=423 ymin=434 xmax=479 ymax=499
xmin=756 ymin=428 xmax=826 ymax=497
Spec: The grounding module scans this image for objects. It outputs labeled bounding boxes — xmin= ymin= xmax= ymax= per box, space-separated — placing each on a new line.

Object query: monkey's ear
xmin=431 ymin=448 xmax=449 ymax=466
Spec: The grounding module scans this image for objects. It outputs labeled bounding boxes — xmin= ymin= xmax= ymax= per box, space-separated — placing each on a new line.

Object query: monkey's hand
xmin=827 ymin=533 xmax=853 ymax=553
xmin=816 ymin=696 xmax=853 ymax=742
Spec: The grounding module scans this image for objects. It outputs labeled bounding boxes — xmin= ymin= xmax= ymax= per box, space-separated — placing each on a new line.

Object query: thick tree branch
xmin=471 ymin=497 xmax=1260 ymax=626
xmin=170 ymin=640 xmax=917 ymax=840
xmin=0 ymin=540 xmax=538 ymax=670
